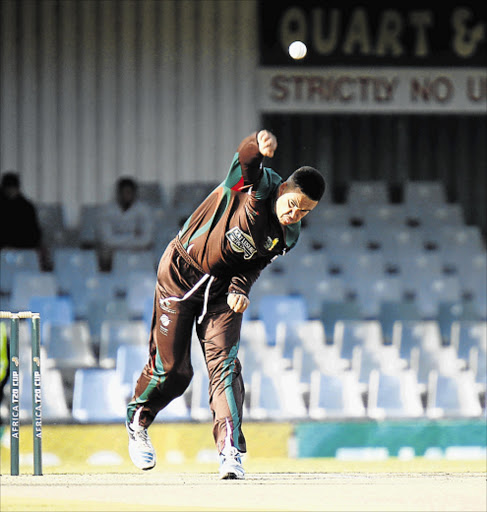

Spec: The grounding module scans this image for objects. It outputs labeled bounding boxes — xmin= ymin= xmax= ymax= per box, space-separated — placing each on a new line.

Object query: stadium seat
xmin=72 ymin=368 xmax=127 ymax=422
xmin=450 ymin=321 xmax=487 ymax=362
xmin=44 ymin=321 xmax=97 ymax=369
xmin=367 ymin=369 xmax=424 ymax=419
xmin=53 ymin=248 xmax=99 ymax=295
xmin=469 ymin=345 xmax=487 ymax=390
xmin=404 ymin=181 xmax=447 ymax=206
xmin=347 ymin=181 xmax=389 ymax=208
xmin=0 ymin=249 xmax=40 ymax=294
xmin=85 ymin=297 xmax=130 ymax=348
xmin=378 ymin=301 xmax=421 ymax=343
xmin=275 ymin=320 xmax=326 ymax=362
xmin=37 ymin=203 xmax=68 ymax=247
xmin=308 ymin=203 xmax=352 ymax=228
xmin=258 ymin=294 xmax=308 ymax=346
xmin=414 ymin=344 xmax=464 ymax=386
xmin=333 ymin=320 xmax=383 ymax=360
xmin=416 ymin=276 xmax=462 ymax=318
xmin=125 ymin=270 xmax=156 ymax=318
xmin=356 ymin=276 xmax=404 ymax=318
xmin=426 ymin=370 xmax=482 ymax=418
xmin=437 ymin=301 xmax=481 ymax=344
xmin=98 ymin=320 xmax=148 ymax=368
xmin=391 ymin=320 xmax=442 ymax=363
xmin=115 ymin=344 xmax=149 ymax=400
xmin=308 ymin=370 xmax=365 ymax=419
xmin=111 ymin=249 xmax=156 ymax=277
xmin=291 ymin=345 xmax=322 ymax=387
xmin=351 ymin=344 xmax=405 ymax=385
xmin=419 ymin=203 xmax=465 ymax=229
xmin=363 ymin=204 xmax=407 ymax=228
xmin=246 ymin=271 xmax=291 ymax=319
xmin=138 ymin=181 xmax=165 ymax=207
xmin=249 ymin=370 xmax=307 ymax=420
xmin=10 ymin=271 xmax=57 ymax=311
xmin=78 ymin=204 xmax=101 ymax=248
xmin=320 ymin=300 xmax=362 ymax=340
xmin=28 ymin=296 xmax=74 ymax=331
xmin=300 ymin=276 xmax=348 ymax=319
xmin=70 ymin=273 xmax=119 ymax=319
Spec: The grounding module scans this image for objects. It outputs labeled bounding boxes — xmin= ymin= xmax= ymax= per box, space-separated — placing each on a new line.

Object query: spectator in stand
xmin=0 ymin=171 xmax=42 ymax=250
xmin=98 ymin=177 xmax=154 ymax=270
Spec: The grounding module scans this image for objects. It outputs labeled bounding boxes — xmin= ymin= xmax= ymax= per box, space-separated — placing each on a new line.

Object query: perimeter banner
xmin=259 ymin=1 xmax=487 ymax=67
xmin=258 ymin=67 xmax=487 ymax=113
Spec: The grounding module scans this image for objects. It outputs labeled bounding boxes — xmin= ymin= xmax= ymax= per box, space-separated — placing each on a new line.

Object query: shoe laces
xmin=221 ymin=446 xmax=241 ymax=464
xmin=133 ymin=427 xmax=152 ymax=449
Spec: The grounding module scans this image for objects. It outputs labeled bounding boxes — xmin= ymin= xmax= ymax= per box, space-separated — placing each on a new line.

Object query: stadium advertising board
xmin=258 ymin=1 xmax=487 ymax=113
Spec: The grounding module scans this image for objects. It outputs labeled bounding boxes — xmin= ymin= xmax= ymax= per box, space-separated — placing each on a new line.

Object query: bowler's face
xmin=275 ymin=183 xmax=318 ymax=226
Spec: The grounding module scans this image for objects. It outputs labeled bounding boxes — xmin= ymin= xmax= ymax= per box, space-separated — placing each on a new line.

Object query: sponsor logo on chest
xmin=225 ymin=226 xmax=257 ymax=260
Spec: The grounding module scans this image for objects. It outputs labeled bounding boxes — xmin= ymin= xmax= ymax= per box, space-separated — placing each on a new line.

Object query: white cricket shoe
xmin=126 ymin=408 xmax=156 ymax=471
xmin=219 ymin=445 xmax=245 ymax=480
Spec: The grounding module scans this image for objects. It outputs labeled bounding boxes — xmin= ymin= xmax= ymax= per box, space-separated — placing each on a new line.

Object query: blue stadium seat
xmin=416 ymin=276 xmax=462 ymax=318
xmin=0 ymin=249 xmax=40 ymax=294
xmin=115 ymin=344 xmax=149 ymax=399
xmin=404 ymin=181 xmax=447 ymax=206
xmin=111 ymin=249 xmax=156 ymax=276
xmin=249 ymin=370 xmax=306 ymax=420
xmin=44 ymin=321 xmax=97 ymax=369
xmin=125 ymin=270 xmax=156 ymax=318
xmin=391 ymin=320 xmax=441 ymax=363
xmin=78 ymin=205 xmax=102 ymax=248
xmin=308 ymin=370 xmax=365 ymax=419
xmin=426 ymin=371 xmax=482 ymax=418
xmin=28 ymin=296 xmax=74 ymax=330
xmin=437 ymin=300 xmax=480 ymax=344
xmin=363 ymin=204 xmax=407 ymax=228
xmin=70 ymin=273 xmax=119 ymax=319
xmin=10 ymin=271 xmax=57 ymax=311
xmin=320 ymin=300 xmax=362 ymax=340
xmin=450 ymin=320 xmax=487 ymax=362
xmin=53 ymin=248 xmax=98 ymax=295
xmin=247 ymin=275 xmax=293 ymax=320
xmin=333 ymin=320 xmax=383 ymax=360
xmin=347 ymin=181 xmax=389 ymax=208
xmin=258 ymin=294 xmax=308 ymax=346
xmin=378 ymin=300 xmax=421 ymax=343
xmin=367 ymin=369 xmax=423 ymax=419
xmin=98 ymin=320 xmax=148 ymax=368
xmin=37 ymin=203 xmax=68 ymax=247
xmin=72 ymin=368 xmax=127 ymax=422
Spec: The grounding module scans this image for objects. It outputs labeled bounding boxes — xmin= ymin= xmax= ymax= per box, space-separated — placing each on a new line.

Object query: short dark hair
xmin=1 ymin=172 xmax=20 ymax=189
xmin=289 ymin=166 xmax=325 ymax=201
xmin=117 ymin=177 xmax=137 ymax=193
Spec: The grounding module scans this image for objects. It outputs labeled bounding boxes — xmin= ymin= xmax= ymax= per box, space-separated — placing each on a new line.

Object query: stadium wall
xmin=0 ymin=0 xmax=258 ymax=225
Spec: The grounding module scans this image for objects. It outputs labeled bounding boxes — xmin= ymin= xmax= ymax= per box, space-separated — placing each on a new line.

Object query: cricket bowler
xmin=126 ymin=130 xmax=325 ymax=479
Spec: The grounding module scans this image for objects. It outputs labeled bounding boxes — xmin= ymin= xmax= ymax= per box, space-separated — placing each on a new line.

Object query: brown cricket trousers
xmin=127 ymin=238 xmax=246 ymax=454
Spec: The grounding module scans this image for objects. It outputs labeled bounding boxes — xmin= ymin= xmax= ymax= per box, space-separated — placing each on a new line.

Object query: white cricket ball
xmin=288 ymin=40 xmax=307 ymax=60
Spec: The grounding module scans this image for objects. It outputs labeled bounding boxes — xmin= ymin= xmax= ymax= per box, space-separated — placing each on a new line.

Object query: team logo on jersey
xmin=225 ymin=227 xmax=257 ymax=260
xmin=264 ymin=236 xmax=279 ymax=251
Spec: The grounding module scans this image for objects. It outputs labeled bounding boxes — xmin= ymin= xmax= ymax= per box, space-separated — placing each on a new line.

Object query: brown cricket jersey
xmin=177 ymin=132 xmax=301 ymax=297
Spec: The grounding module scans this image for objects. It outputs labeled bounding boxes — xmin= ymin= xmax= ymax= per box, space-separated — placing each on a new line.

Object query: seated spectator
xmin=98 ymin=177 xmax=154 ymax=270
xmin=0 ymin=171 xmax=42 ymax=250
